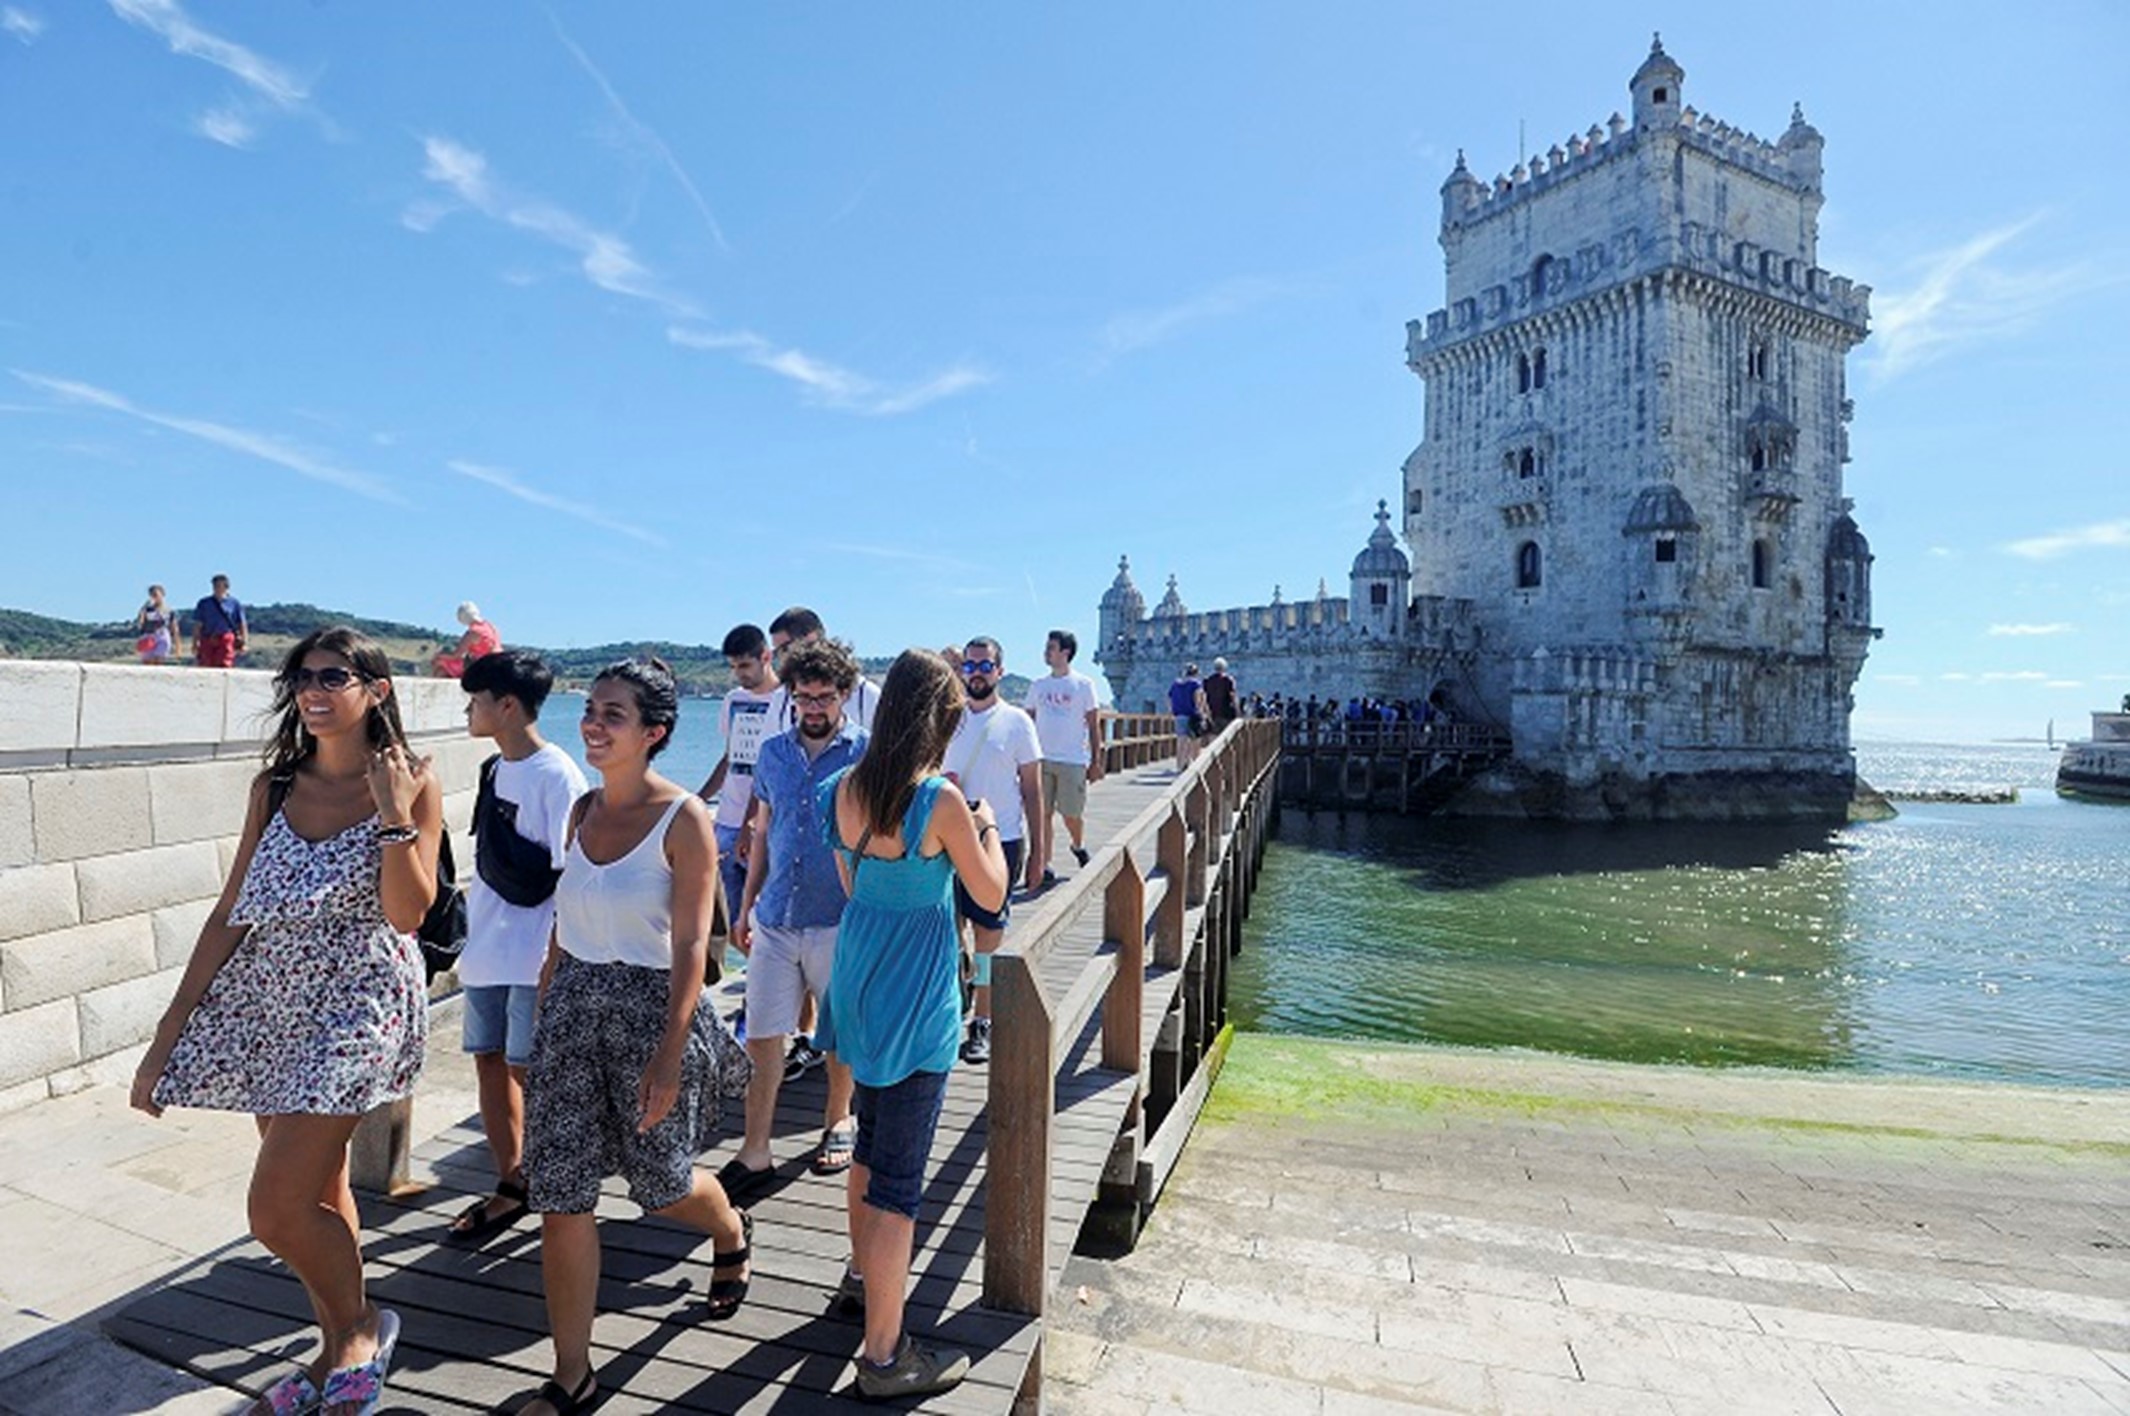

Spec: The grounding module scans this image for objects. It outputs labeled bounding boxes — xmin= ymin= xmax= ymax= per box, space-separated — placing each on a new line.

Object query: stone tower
xmin=1402 ymin=36 xmax=1878 ymax=816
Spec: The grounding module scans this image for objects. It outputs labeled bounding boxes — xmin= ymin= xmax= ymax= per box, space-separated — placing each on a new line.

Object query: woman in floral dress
xmin=132 ymin=626 xmax=439 ymax=1416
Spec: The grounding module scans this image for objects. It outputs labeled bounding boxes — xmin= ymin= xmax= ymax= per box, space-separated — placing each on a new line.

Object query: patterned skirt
xmin=523 ymin=953 xmax=750 ymax=1214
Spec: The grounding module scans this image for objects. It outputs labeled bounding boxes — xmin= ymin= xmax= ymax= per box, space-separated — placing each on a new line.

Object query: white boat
xmin=2057 ymin=709 xmax=2130 ymax=801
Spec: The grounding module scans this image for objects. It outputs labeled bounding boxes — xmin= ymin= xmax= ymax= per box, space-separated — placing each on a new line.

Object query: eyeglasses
xmin=791 ymin=690 xmax=841 ymax=710
xmin=291 ymin=666 xmax=364 ymax=693
xmin=960 ymin=659 xmax=999 ymax=676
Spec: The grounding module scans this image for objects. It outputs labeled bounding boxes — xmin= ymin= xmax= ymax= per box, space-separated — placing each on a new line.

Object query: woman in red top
xmin=433 ymin=601 xmax=501 ymax=678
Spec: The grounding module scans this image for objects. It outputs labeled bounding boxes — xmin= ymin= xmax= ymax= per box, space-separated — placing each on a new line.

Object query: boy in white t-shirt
xmin=450 ymin=649 xmax=587 ymax=1243
xmin=697 ymin=622 xmax=779 ymax=943
xmin=944 ymin=636 xmax=1045 ymax=1064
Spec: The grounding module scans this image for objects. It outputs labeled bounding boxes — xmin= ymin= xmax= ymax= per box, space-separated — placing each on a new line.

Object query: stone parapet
xmin=0 ymin=662 xmax=481 ymax=1111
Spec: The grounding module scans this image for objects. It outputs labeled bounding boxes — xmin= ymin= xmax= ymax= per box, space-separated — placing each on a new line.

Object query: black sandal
xmin=517 ymin=1367 xmax=597 ymax=1414
xmin=706 ymin=1210 xmax=753 ymax=1321
xmin=449 ymin=1178 xmax=529 ymax=1243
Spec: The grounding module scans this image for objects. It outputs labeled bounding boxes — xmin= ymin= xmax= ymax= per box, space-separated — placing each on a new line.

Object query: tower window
xmin=1516 ymin=352 xmax=1532 ymax=393
xmin=1751 ymin=539 xmax=1772 ymax=590
xmin=1751 ymin=442 xmax=1767 ymax=473
xmin=1518 ymin=448 xmax=1536 ymax=479
xmin=1748 ymin=340 xmax=1770 ymax=381
xmin=1653 ymin=87 xmax=1668 ymax=103
xmin=1407 ymin=488 xmax=1423 ymax=514
xmin=1532 ymin=347 xmax=1547 ymax=389
xmin=1516 ymin=541 xmax=1542 ymax=589
xmin=1655 ymin=537 xmax=1678 ymax=564
xmin=1370 ymin=584 xmax=1389 ymax=606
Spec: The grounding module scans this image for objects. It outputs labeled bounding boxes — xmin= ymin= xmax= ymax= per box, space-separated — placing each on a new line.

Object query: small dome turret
xmin=1630 ymin=34 xmax=1684 ymax=130
xmin=1350 ymin=500 xmax=1412 ymax=579
xmin=1827 ymin=513 xmax=1870 ymax=562
xmin=1440 ymin=149 xmax=1485 ymax=227
xmin=1624 ymin=484 xmax=1700 ymax=534
xmin=1100 ymin=554 xmax=1144 ymax=616
xmin=1152 ymin=573 xmax=1187 ymax=620
xmin=1779 ymin=101 xmax=1825 ymax=188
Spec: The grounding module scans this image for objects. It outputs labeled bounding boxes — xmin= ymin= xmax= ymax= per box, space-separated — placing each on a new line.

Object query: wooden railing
xmin=1280 ymin=717 xmax=1511 ymax=753
xmin=1097 ymin=710 xmax=1179 ymax=771
xmin=982 ymin=718 xmax=1281 ymax=1411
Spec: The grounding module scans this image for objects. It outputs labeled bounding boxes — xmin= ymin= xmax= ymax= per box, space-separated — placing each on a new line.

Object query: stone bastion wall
xmin=0 ymin=662 xmax=489 ymax=1113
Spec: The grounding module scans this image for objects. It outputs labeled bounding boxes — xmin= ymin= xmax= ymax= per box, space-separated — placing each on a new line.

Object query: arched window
xmin=1516 ymin=541 xmax=1542 ymax=589
xmin=1518 ymin=448 xmax=1537 ymax=479
xmin=1532 ymin=346 xmax=1547 ymax=389
xmin=1516 ymin=352 xmax=1532 ymax=393
xmin=1751 ymin=538 xmax=1772 ymax=589
xmin=1530 ymin=253 xmax=1555 ymax=298
xmin=1748 ymin=339 xmax=1770 ymax=381
xmin=1750 ymin=441 xmax=1767 ymax=473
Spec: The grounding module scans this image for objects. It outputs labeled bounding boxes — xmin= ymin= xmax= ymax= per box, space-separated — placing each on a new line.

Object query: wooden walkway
xmin=106 ymin=722 xmax=1278 ymax=1414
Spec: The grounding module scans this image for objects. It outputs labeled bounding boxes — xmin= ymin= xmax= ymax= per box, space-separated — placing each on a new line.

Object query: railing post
xmin=984 ymin=953 xmax=1054 ymax=1318
xmin=1185 ymin=782 xmax=1209 ymax=909
xmin=1101 ymin=851 xmax=1145 ymax=1073
xmin=1154 ymin=805 xmax=1186 ymax=968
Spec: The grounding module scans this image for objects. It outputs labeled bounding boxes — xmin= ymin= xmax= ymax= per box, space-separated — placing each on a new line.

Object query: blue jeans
xmin=461 ymin=984 xmax=539 ymax=1067
xmin=851 ymin=1070 xmax=950 ymax=1219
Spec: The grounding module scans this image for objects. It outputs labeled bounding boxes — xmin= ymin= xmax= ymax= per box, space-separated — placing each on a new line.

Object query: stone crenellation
xmin=0 ymin=663 xmax=485 ymax=1112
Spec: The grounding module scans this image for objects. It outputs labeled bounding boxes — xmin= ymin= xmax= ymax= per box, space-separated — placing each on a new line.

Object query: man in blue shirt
xmin=726 ymin=636 xmax=867 ymax=1196
xmin=190 ymin=574 xmax=247 ymax=668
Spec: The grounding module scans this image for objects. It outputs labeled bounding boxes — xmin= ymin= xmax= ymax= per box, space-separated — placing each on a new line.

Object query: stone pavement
xmin=1048 ymin=1039 xmax=2130 ymax=1416
xmin=0 ymin=998 xmax=483 ymax=1415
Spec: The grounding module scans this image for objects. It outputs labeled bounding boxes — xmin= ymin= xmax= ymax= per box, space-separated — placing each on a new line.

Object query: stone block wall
xmin=0 ymin=663 xmax=485 ymax=1113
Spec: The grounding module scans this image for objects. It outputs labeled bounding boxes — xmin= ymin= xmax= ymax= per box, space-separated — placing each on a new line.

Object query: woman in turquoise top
xmin=821 ymin=648 xmax=1007 ymax=1402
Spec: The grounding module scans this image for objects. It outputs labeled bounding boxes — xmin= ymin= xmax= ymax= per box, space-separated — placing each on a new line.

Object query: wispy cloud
xmin=826 ymin=170 xmax=880 ymax=229
xmin=2 ymin=7 xmax=43 ymax=43
xmin=668 ymin=326 xmax=990 ymax=416
xmin=2003 ymin=519 xmax=2130 ymax=560
xmin=447 ymin=459 xmax=664 ymax=546
xmin=2045 ymin=680 xmax=2083 ymax=690
xmin=1871 ymin=673 xmax=1923 ymax=686
xmin=13 ymin=369 xmax=398 ymax=501
xmin=1868 ymin=214 xmax=2110 ymax=381
xmin=544 ymin=8 xmax=729 ymax=253
xmin=1979 ymin=670 xmax=2049 ymax=683
xmin=108 ymin=0 xmax=313 ymax=144
xmin=1099 ymin=275 xmax=1295 ymax=360
xmin=1986 ymin=622 xmax=2074 ymax=637
xmin=410 ymin=136 xmax=694 ymax=316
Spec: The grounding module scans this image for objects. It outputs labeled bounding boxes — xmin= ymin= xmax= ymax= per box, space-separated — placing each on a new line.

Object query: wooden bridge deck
xmin=106 ymin=751 xmax=1235 ymax=1415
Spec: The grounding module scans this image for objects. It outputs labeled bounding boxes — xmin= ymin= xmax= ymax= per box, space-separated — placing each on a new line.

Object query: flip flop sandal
xmin=713 ymin=1157 xmax=773 ymax=1202
xmin=448 ymin=1178 xmax=529 ymax=1243
xmin=319 ymin=1308 xmax=399 ymax=1416
xmin=811 ymin=1125 xmax=856 ymax=1175
xmin=250 ymin=1368 xmax=321 ymax=1416
xmin=706 ymin=1211 xmax=753 ymax=1321
xmin=525 ymin=1368 xmax=599 ymax=1415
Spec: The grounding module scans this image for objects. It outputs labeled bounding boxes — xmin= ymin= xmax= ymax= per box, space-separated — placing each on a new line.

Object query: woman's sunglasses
xmin=289 ymin=666 xmax=366 ymax=693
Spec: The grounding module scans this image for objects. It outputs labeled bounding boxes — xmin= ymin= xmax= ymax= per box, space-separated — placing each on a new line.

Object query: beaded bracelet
xmin=376 ymin=824 xmax=419 ymax=846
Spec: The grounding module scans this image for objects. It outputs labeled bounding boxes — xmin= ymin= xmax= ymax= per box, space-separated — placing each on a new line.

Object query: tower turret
xmin=1097 ymin=554 xmax=1144 ymax=651
xmin=1349 ymin=500 xmax=1412 ymax=636
xmin=1439 ymin=149 xmax=1485 ymax=232
xmin=1630 ymin=34 xmax=1684 ymax=130
xmin=1152 ymin=574 xmax=1187 ymax=621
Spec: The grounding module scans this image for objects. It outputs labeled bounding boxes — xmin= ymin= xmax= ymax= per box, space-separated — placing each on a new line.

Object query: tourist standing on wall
xmin=132 ymin=626 xmax=438 ymax=1416
xmin=519 ymin=658 xmax=751 ymax=1416
xmin=696 ymin=623 xmax=779 ymax=951
xmin=1169 ymin=663 xmax=1209 ymax=769
xmin=727 ymin=637 xmax=866 ymax=1194
xmin=446 ymin=650 xmax=586 ymax=1246
xmin=190 ymin=573 xmax=247 ymax=668
xmin=1025 ymin=628 xmax=1104 ymax=886
xmin=432 ymin=601 xmax=502 ymax=679
xmin=134 ymin=584 xmax=176 ymax=664
xmin=1204 ymin=657 xmax=1239 ymax=729
xmin=823 ymin=648 xmax=1008 ymax=1399
xmin=944 ymin=636 xmax=1044 ymax=1065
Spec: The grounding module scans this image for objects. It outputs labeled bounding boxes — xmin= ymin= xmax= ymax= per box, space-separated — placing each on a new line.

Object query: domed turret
xmin=1097 ymin=554 xmax=1145 ymax=651
xmin=1630 ymin=34 xmax=1684 ymax=130
xmin=1624 ymin=483 xmax=1699 ymax=534
xmin=1779 ymin=101 xmax=1825 ymax=189
xmin=1349 ymin=500 xmax=1411 ymax=635
xmin=1825 ymin=514 xmax=1873 ymax=629
xmin=1152 ymin=574 xmax=1187 ymax=620
xmin=1440 ymin=149 xmax=1485 ymax=229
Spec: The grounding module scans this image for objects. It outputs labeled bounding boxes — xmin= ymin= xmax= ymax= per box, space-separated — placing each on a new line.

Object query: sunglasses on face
xmin=960 ymin=659 xmax=999 ymax=676
xmin=290 ymin=666 xmax=364 ymax=693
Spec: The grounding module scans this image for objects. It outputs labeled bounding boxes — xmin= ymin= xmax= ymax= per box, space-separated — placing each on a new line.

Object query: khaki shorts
xmin=1040 ymin=759 xmax=1089 ymax=818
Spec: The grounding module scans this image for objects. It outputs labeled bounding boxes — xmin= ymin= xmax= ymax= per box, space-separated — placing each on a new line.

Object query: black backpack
xmin=265 ymin=770 xmax=467 ymax=980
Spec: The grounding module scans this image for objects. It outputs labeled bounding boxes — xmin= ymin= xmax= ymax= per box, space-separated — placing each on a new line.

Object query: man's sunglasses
xmin=960 ymin=659 xmax=999 ymax=676
xmin=289 ymin=666 xmax=366 ymax=693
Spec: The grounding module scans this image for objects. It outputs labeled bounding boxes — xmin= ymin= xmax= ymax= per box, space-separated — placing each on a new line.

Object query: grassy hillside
xmin=0 ymin=606 xmax=1027 ymax=700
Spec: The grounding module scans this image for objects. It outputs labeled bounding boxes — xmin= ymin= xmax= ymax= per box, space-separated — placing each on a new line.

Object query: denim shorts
xmin=461 ymin=983 xmax=540 ymax=1067
xmin=713 ymin=823 xmax=748 ymax=931
xmin=1173 ymin=713 xmax=1194 ymax=740
xmin=852 ymin=1069 xmax=950 ymax=1220
xmin=952 ymin=838 xmax=1021 ymax=931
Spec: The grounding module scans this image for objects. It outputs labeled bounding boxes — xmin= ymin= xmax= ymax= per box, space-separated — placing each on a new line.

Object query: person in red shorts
xmin=190 ymin=574 xmax=247 ymax=668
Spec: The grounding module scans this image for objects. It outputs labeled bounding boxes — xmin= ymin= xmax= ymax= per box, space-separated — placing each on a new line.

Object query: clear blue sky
xmin=2 ymin=3 xmax=2124 ymax=741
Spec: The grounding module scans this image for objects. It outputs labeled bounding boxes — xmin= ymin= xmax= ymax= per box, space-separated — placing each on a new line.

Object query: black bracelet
xmin=377 ymin=824 xmax=418 ymax=846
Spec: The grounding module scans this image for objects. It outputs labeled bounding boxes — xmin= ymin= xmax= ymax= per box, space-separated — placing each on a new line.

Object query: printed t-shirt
xmin=462 ymin=742 xmax=587 ymax=987
xmin=1024 ymin=670 xmax=1099 ymax=765
xmin=945 ymin=702 xmax=1041 ymax=843
xmin=715 ymin=686 xmax=777 ymax=830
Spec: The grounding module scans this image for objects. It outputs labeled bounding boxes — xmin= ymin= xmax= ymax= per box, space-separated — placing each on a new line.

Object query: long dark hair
xmin=848 ymin=648 xmax=964 ymax=837
xmin=262 ymin=626 xmax=408 ymax=774
xmin=592 ymin=657 xmax=679 ymax=758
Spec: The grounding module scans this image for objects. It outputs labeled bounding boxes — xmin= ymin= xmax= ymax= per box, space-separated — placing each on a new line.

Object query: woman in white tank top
xmin=515 ymin=659 xmax=751 ymax=1416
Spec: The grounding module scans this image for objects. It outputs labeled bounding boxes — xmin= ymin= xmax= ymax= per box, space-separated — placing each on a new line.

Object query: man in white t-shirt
xmin=697 ymin=623 xmax=778 ymax=944
xmin=450 ymin=649 xmax=587 ymax=1243
xmin=945 ymin=636 xmax=1045 ymax=1065
xmin=1024 ymin=628 xmax=1105 ymax=886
